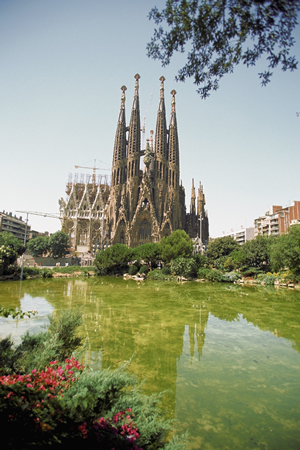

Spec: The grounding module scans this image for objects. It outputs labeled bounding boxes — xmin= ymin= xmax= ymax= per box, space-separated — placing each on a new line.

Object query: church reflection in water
xmin=50 ymin=278 xmax=210 ymax=418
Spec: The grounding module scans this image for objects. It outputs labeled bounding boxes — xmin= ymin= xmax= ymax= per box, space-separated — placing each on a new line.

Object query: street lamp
xmin=20 ymin=213 xmax=29 ymax=281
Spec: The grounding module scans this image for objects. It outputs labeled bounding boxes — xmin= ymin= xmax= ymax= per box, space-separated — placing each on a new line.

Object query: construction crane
xmin=16 ymin=210 xmax=62 ymax=281
xmin=75 ymin=159 xmax=110 ymax=184
xmin=16 ymin=210 xmax=61 ymax=220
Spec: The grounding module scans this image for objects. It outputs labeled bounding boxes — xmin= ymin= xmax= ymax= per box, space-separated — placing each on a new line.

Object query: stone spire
xmin=155 ymin=76 xmax=168 ymax=162
xmin=112 ymin=85 xmax=127 ymax=166
xmin=197 ymin=182 xmax=205 ymax=216
xmin=168 ymin=89 xmax=179 ymax=188
xmin=190 ymin=178 xmax=196 ymax=215
xmin=127 ymin=74 xmax=142 ymax=221
xmin=112 ymin=85 xmax=127 ymax=186
xmin=127 ymin=74 xmax=141 ymax=159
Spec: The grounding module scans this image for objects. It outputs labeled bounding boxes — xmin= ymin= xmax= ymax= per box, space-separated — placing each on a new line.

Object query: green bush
xmin=170 ymin=257 xmax=197 ymax=278
xmin=193 ymin=253 xmax=208 ymax=269
xmin=147 ymin=268 xmax=175 ymax=281
xmin=94 ymin=244 xmax=132 ymax=276
xmin=0 ymin=309 xmax=185 ymax=449
xmin=221 ymin=271 xmax=241 ymax=283
xmin=213 ymin=255 xmax=228 ymax=271
xmin=139 ymin=264 xmax=149 ymax=275
xmin=22 ymin=267 xmax=41 ymax=278
xmin=40 ymin=268 xmax=53 ymax=278
xmin=128 ymin=264 xmax=139 ymax=276
xmin=197 ymin=268 xmax=223 ymax=282
xmin=161 ymin=266 xmax=171 ymax=275
xmin=257 ymin=273 xmax=277 ymax=285
xmin=240 ymin=266 xmax=264 ymax=278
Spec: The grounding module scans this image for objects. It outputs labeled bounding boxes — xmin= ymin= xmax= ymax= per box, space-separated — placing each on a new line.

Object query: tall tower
xmin=112 ymin=85 xmax=127 ymax=187
xmin=190 ymin=178 xmax=196 ymax=215
xmin=154 ymin=76 xmax=168 ymax=224
xmin=108 ymin=85 xmax=128 ymax=232
xmin=127 ymin=74 xmax=141 ymax=221
xmin=167 ymin=89 xmax=181 ymax=228
xmin=168 ymin=89 xmax=179 ymax=190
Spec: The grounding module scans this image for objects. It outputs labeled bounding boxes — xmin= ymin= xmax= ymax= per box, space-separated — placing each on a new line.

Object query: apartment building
xmin=220 ymin=227 xmax=255 ymax=245
xmin=0 ymin=211 xmax=30 ymax=242
xmin=254 ymin=201 xmax=300 ymax=237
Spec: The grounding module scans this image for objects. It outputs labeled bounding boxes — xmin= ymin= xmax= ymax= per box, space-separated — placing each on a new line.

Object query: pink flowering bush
xmin=0 ymin=309 xmax=182 ymax=449
xmin=0 ymin=358 xmax=145 ymax=449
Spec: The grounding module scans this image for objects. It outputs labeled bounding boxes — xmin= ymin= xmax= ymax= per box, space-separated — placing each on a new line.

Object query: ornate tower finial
xmin=150 ymin=129 xmax=154 ymax=150
xmin=171 ymin=89 xmax=176 ymax=112
xmin=120 ymin=85 xmax=127 ymax=109
xmin=134 ymin=74 xmax=140 ymax=95
xmin=159 ymin=76 xmax=165 ymax=98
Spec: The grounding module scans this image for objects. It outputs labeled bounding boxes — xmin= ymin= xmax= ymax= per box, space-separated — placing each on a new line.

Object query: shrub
xmin=221 ymin=271 xmax=241 ymax=283
xmin=139 ymin=264 xmax=149 ymax=275
xmin=223 ymin=257 xmax=235 ymax=272
xmin=40 ymin=268 xmax=53 ymax=278
xmin=22 ymin=267 xmax=41 ymax=278
xmin=0 ymin=309 xmax=185 ymax=449
xmin=240 ymin=267 xmax=264 ymax=278
xmin=193 ymin=253 xmax=208 ymax=269
xmin=197 ymin=268 xmax=223 ymax=282
xmin=170 ymin=257 xmax=197 ymax=278
xmin=257 ymin=273 xmax=277 ymax=285
xmin=213 ymin=255 xmax=228 ymax=271
xmin=147 ymin=269 xmax=174 ymax=281
xmin=94 ymin=244 xmax=133 ymax=276
xmin=161 ymin=266 xmax=171 ymax=275
xmin=128 ymin=264 xmax=139 ymax=276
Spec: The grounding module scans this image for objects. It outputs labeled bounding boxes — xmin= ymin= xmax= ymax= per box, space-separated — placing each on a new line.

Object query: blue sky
xmin=1 ymin=0 xmax=300 ymax=238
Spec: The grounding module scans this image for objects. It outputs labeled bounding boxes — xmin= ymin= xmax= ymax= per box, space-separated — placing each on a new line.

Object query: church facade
xmin=61 ymin=74 xmax=208 ymax=254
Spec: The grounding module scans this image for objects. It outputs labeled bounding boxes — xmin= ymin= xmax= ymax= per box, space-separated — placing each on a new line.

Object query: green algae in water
xmin=1 ymin=278 xmax=300 ymax=448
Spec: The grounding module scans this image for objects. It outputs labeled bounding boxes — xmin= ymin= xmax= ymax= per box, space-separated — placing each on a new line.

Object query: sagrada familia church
xmin=60 ymin=75 xmax=209 ymax=255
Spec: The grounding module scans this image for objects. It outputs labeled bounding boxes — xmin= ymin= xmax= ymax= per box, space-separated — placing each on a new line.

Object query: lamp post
xmin=20 ymin=213 xmax=29 ymax=281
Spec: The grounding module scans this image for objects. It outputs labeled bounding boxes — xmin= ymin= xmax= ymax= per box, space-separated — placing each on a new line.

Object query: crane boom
xmin=16 ymin=210 xmax=61 ymax=219
xmin=74 ymin=159 xmax=110 ymax=183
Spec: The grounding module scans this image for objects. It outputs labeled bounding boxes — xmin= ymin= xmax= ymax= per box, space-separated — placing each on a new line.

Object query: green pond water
xmin=1 ymin=277 xmax=300 ymax=449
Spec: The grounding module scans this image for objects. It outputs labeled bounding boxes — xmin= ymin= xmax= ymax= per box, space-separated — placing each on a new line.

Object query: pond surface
xmin=1 ymin=277 xmax=300 ymax=449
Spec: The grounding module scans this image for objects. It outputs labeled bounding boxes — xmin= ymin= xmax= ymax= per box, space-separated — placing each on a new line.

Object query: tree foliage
xmin=270 ymin=224 xmax=300 ymax=276
xmin=147 ymin=0 xmax=300 ymax=98
xmin=159 ymin=229 xmax=193 ymax=263
xmin=170 ymin=256 xmax=197 ymax=277
xmin=241 ymin=234 xmax=273 ymax=269
xmin=27 ymin=236 xmax=50 ymax=257
xmin=206 ymin=235 xmax=239 ymax=264
xmin=94 ymin=244 xmax=133 ymax=275
xmin=0 ymin=232 xmax=25 ymax=255
xmin=0 ymin=232 xmax=25 ymax=275
xmin=133 ymin=242 xmax=161 ymax=266
xmin=49 ymin=231 xmax=69 ymax=258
